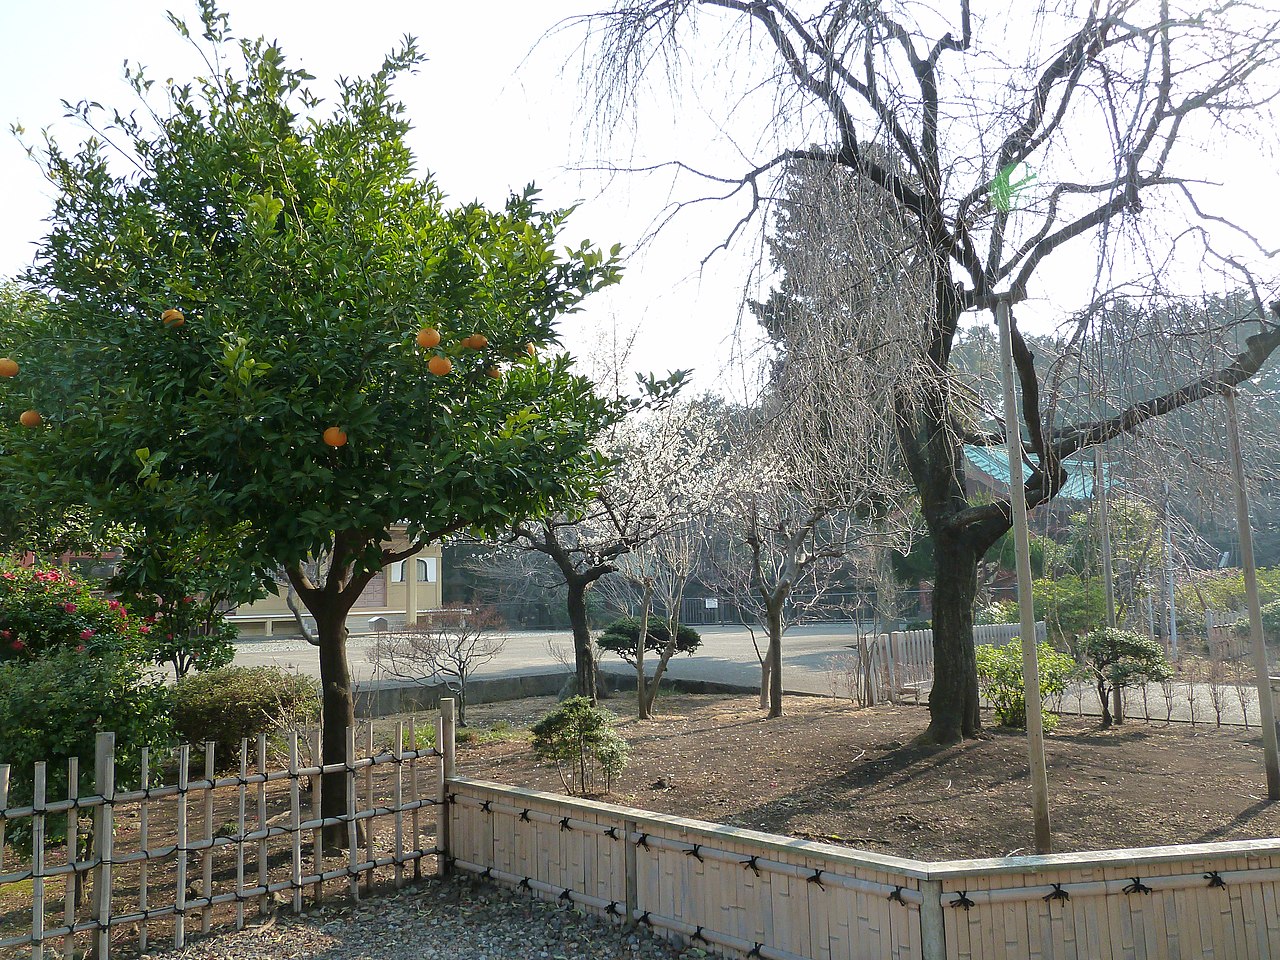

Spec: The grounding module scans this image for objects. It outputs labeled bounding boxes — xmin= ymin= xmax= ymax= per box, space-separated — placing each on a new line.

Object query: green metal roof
xmin=964 ymin=445 xmax=1115 ymax=501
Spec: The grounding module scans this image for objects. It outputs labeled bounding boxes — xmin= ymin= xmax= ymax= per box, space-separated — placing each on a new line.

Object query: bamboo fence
xmin=0 ymin=703 xmax=457 ymax=959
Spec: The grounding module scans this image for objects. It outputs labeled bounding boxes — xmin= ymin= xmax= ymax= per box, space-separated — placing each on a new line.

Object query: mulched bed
xmin=461 ymin=693 xmax=1280 ymax=860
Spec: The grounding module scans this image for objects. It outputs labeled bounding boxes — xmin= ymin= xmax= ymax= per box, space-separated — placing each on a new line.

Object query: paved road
xmin=231 ymin=622 xmax=1277 ymax=727
xmin=230 ymin=622 xmax=873 ymax=695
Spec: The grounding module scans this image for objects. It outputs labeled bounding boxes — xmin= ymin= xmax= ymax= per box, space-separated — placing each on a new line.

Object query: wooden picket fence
xmin=447 ymin=777 xmax=1280 ymax=960
xmin=869 ymin=622 xmax=1047 ymax=704
xmin=0 ymin=705 xmax=457 ymax=959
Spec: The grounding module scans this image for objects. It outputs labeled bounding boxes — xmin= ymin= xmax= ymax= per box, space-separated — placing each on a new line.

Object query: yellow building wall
xmin=229 ymin=541 xmax=444 ymax=636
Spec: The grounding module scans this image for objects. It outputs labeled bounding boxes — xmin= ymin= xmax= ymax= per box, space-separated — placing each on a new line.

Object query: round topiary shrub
xmin=170 ymin=665 xmax=320 ymax=755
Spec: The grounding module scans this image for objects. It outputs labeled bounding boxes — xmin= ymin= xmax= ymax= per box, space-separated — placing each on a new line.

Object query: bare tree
xmin=578 ymin=0 xmax=1280 ymax=743
xmin=369 ymin=605 xmax=508 ymax=726
xmin=509 ymin=393 xmax=729 ymax=701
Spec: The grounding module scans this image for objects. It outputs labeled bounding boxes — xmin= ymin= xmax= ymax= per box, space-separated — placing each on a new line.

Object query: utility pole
xmin=1223 ymin=388 xmax=1280 ymax=800
xmin=996 ymin=296 xmax=1052 ymax=853
xmin=1096 ymin=446 xmax=1122 ymax=723
xmin=1163 ymin=481 xmax=1180 ymax=661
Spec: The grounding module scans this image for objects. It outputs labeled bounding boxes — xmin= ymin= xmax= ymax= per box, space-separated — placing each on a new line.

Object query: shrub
xmin=975 ymin=639 xmax=1077 ymax=730
xmin=0 ymin=649 xmax=171 ymax=848
xmin=596 ymin=616 xmax=702 ymax=664
xmin=975 ymin=600 xmax=1019 ymax=626
xmin=1232 ymin=601 xmax=1280 ymax=640
xmin=530 ymin=696 xmax=628 ymax=795
xmin=170 ymin=666 xmax=319 ymax=756
xmin=0 ymin=556 xmax=147 ymax=663
xmin=1078 ymin=627 xmax=1172 ymax=727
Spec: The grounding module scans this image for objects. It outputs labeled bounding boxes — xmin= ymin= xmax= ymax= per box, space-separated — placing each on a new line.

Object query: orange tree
xmin=0 ymin=6 xmax=620 ymax=834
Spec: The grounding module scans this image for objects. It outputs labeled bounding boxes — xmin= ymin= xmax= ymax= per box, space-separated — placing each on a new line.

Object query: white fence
xmin=865 ymin=622 xmax=1047 ymax=704
xmin=448 ymin=776 xmax=1280 ymax=960
xmin=0 ymin=710 xmax=455 ymax=958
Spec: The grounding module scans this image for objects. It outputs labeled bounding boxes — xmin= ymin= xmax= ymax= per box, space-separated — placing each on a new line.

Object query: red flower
xmin=63 ymin=602 xmax=77 ymax=613
xmin=79 ymin=629 xmax=95 ymax=641
xmin=140 ymin=625 xmax=151 ymax=634
xmin=76 ymin=644 xmax=86 ymax=653
xmin=11 ymin=639 xmax=25 ymax=652
xmin=0 ymin=629 xmax=10 ymax=640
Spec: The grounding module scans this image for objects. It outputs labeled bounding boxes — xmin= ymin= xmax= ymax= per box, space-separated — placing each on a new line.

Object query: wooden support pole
xmin=92 ymin=732 xmax=115 ymax=959
xmin=63 ymin=756 xmax=79 ymax=960
xmin=136 ymin=750 xmax=147 ymax=955
xmin=997 ymin=296 xmax=1053 ymax=854
xmin=32 ymin=762 xmax=46 ymax=960
xmin=175 ymin=745 xmax=188 ymax=949
xmin=201 ymin=745 xmax=214 ymax=935
xmin=1224 ymin=388 xmax=1280 ymax=799
xmin=438 ymin=699 xmax=456 ymax=877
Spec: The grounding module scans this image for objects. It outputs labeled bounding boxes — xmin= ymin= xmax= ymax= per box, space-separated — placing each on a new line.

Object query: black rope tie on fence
xmin=685 ymin=844 xmax=704 ymax=863
xmin=518 ymin=877 xmax=532 ymax=891
xmin=1043 ymin=883 xmax=1070 ymax=903
xmin=692 ymin=927 xmax=708 ymax=944
xmin=950 ymin=891 xmax=975 ymax=911
xmin=606 ymin=901 xmax=622 ymax=917
xmin=807 ymin=869 xmax=825 ymax=890
xmin=480 ymin=800 xmax=492 ymax=814
xmin=604 ymin=826 xmax=619 ymax=839
xmin=888 ymin=886 xmax=906 ymax=905
xmin=635 ymin=833 xmax=650 ymax=851
xmin=748 ymin=943 xmax=764 ymax=958
xmin=519 ymin=809 xmax=531 ymax=823
xmin=1123 ymin=878 xmax=1152 ymax=896
xmin=559 ymin=817 xmax=572 ymax=832
xmin=741 ymin=855 xmax=761 ymax=876
xmin=446 ymin=793 xmax=457 ymax=806
xmin=638 ymin=911 xmax=652 ymax=927
xmin=1205 ymin=871 xmax=1227 ymax=888
xmin=558 ymin=888 xmax=573 ymax=906
xmin=479 ymin=867 xmax=492 ymax=881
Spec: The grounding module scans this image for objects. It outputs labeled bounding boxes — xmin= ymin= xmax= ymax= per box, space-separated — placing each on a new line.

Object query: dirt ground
xmin=6 ymin=693 xmax=1280 ymax=956
xmin=461 ymin=693 xmax=1280 ymax=860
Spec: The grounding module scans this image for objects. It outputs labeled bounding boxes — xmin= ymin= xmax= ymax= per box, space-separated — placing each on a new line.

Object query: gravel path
xmin=158 ymin=876 xmax=702 ymax=960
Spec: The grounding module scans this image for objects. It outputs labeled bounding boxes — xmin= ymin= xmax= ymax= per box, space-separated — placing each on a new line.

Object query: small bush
xmin=975 ymin=639 xmax=1077 ymax=730
xmin=530 ymin=696 xmax=628 ymax=795
xmin=975 ymin=600 xmax=1019 ymax=626
xmin=1078 ymin=627 xmax=1172 ymax=727
xmin=0 ymin=649 xmax=171 ymax=849
xmin=170 ymin=666 xmax=319 ymax=755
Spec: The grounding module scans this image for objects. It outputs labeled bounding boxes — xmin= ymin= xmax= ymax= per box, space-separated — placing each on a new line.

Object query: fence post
xmin=884 ymin=634 xmax=898 ymax=704
xmin=859 ymin=635 xmax=876 ymax=707
xmin=92 ymin=732 xmax=115 ymax=960
xmin=437 ymin=699 xmax=456 ymax=877
xmin=0 ymin=764 xmax=8 ymax=882
xmin=623 ymin=817 xmax=639 ymax=928
xmin=919 ymin=878 xmax=946 ymax=960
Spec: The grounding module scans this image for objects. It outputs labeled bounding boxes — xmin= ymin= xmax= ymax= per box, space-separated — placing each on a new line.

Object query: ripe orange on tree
xmin=464 ymin=333 xmax=488 ymax=349
xmin=161 ymin=308 xmax=185 ymax=328
xmin=415 ymin=327 xmax=441 ymax=349
xmin=323 ymin=426 xmax=348 ymax=447
xmin=0 ymin=358 xmax=18 ymax=378
xmin=486 ymin=367 xmax=502 ymax=379
xmin=525 ymin=342 xmax=536 ymax=357
xmin=19 ymin=410 xmax=42 ymax=428
xmin=427 ymin=355 xmax=453 ymax=376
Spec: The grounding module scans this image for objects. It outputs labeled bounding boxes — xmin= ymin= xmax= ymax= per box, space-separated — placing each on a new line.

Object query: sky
xmin=0 ymin=0 xmax=761 ymax=393
xmin=1 ymin=1 xmax=1277 ymax=398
